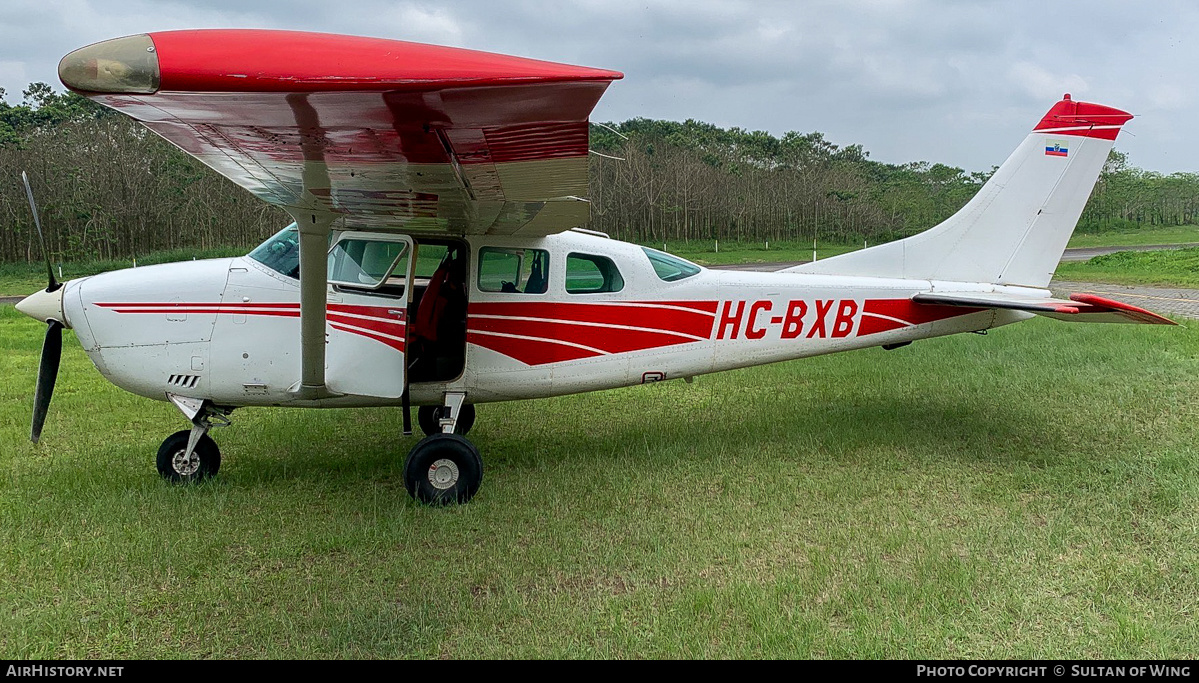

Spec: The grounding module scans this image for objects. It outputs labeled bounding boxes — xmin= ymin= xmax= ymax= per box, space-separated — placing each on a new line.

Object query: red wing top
xmin=59 ymin=30 xmax=624 ymax=234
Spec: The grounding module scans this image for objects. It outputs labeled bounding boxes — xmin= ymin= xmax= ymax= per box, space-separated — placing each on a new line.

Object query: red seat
xmin=412 ymin=258 xmax=452 ymax=343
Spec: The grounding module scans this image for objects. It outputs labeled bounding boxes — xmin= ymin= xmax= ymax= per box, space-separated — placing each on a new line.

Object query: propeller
xmin=31 ymin=320 xmax=63 ymax=444
xmin=21 ymin=171 xmax=60 ymax=294
xmin=20 ymin=171 xmax=63 ymax=443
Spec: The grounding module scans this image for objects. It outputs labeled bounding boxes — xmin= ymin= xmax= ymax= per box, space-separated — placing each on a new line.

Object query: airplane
xmin=15 ymin=29 xmax=1174 ymax=505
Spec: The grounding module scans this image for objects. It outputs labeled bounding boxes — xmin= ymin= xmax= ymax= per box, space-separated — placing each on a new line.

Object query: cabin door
xmin=324 ymin=232 xmax=414 ymax=399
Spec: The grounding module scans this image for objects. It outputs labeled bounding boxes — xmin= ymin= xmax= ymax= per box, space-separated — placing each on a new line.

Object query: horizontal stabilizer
xmin=913 ymin=291 xmax=1176 ymax=325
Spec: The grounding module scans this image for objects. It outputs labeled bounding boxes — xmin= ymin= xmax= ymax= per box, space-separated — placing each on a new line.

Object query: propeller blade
xmin=31 ymin=320 xmax=63 ymax=444
xmin=20 ymin=171 xmax=60 ymax=293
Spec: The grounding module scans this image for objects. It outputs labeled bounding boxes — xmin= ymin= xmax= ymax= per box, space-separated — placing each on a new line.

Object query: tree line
xmin=1 ymin=83 xmax=1195 ymax=263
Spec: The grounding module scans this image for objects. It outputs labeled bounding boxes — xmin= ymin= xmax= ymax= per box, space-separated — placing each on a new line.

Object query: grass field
xmin=655 ymin=226 xmax=1199 ymax=269
xmin=2 ymin=300 xmax=1198 ymax=658
xmin=1055 ymin=247 xmax=1199 ymax=289
xmin=647 ymin=240 xmax=858 ymax=267
xmin=0 ymin=247 xmax=247 ymax=296
xmin=1066 ymin=226 xmax=1199 ymax=249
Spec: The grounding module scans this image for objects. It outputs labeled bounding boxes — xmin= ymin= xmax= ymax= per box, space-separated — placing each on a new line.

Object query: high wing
xmin=913 ymin=291 xmax=1176 ymax=325
xmin=58 ymin=30 xmax=623 ymax=235
xmin=59 ymin=30 xmax=622 ymax=398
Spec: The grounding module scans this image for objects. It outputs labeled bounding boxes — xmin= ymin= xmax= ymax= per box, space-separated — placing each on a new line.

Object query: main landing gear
xmin=158 ymin=395 xmax=230 ymax=483
xmin=404 ymin=392 xmax=483 ymax=505
xmin=152 ymin=392 xmax=485 ymax=504
xmin=417 ymin=403 xmax=475 ymax=436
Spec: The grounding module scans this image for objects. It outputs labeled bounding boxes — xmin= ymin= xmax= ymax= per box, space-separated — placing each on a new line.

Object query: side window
xmin=566 ymin=253 xmax=624 ymax=294
xmin=327 ymin=238 xmax=408 ymax=294
xmin=478 ymin=248 xmax=550 ymax=294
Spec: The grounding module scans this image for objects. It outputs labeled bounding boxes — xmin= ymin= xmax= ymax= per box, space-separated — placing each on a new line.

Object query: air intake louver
xmin=167 ymin=374 xmax=200 ymax=389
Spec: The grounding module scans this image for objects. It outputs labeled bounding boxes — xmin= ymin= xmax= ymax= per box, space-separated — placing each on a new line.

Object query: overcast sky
xmin=3 ymin=0 xmax=1197 ymax=173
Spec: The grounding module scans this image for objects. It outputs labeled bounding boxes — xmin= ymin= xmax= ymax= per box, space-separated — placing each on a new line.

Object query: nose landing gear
xmin=159 ymin=394 xmax=231 ymax=483
xmin=156 ymin=429 xmax=221 ymax=483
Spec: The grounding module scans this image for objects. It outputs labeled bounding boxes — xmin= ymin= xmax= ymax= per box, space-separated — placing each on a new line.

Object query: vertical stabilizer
xmin=792 ymin=96 xmax=1133 ymax=287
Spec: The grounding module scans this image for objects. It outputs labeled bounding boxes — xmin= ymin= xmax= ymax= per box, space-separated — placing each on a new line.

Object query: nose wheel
xmin=159 ymin=395 xmax=230 ymax=484
xmin=157 ymin=430 xmax=221 ymax=483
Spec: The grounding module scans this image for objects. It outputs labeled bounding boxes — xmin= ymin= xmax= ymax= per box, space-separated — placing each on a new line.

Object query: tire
xmin=417 ymin=404 xmax=476 ymax=436
xmin=156 ymin=429 xmax=221 ymax=483
xmin=403 ymin=433 xmax=483 ymax=505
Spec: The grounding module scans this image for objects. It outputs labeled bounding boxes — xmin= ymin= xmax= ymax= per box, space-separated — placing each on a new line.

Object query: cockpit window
xmin=642 ymin=247 xmax=701 ymax=282
xmin=248 ymin=224 xmax=301 ymax=278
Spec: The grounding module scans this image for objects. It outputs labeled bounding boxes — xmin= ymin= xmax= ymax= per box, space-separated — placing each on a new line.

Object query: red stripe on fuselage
xmin=330 ymin=323 xmax=406 ymax=352
xmin=466 ymin=331 xmax=596 ymax=365
xmin=859 ymin=299 xmax=985 ymax=335
xmin=469 ymin=316 xmax=697 ymax=355
xmin=327 ymin=312 xmax=406 ymax=338
xmin=468 ymin=301 xmax=717 ymax=338
xmin=96 ymin=301 xmax=406 ymax=351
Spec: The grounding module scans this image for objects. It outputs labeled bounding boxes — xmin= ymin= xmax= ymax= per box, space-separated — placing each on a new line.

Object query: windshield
xmin=642 ymin=247 xmax=701 ymax=282
xmin=248 ymin=224 xmax=300 ymax=278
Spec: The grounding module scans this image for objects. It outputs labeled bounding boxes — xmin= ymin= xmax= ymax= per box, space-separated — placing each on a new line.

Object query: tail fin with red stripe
xmin=792 ymin=95 xmax=1133 ymax=288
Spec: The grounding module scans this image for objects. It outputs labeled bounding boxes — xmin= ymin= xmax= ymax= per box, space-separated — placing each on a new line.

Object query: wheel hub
xmin=172 ymin=450 xmax=201 ymax=476
xmin=428 ymin=458 xmax=459 ymax=490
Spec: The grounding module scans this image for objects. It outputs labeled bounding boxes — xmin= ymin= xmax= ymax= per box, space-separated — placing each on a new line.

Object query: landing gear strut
xmin=417 ymin=403 xmax=475 ymax=436
xmin=405 ymin=392 xmax=483 ymax=504
xmin=159 ymin=394 xmax=230 ymax=483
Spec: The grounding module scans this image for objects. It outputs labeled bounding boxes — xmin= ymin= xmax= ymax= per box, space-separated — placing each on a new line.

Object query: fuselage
xmin=52 ymin=229 xmax=1031 ymax=409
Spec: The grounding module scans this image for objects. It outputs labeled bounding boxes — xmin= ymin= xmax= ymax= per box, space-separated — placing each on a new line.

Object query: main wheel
xmin=403 ymin=433 xmax=483 ymax=505
xmin=156 ymin=429 xmax=221 ymax=483
xmin=417 ymin=404 xmax=476 ymax=436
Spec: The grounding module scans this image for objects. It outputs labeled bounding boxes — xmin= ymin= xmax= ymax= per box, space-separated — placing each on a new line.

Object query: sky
xmin=2 ymin=0 xmax=1197 ymax=173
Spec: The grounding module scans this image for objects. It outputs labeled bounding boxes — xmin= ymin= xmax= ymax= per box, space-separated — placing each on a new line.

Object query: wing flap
xmin=913 ymin=291 xmax=1177 ymax=325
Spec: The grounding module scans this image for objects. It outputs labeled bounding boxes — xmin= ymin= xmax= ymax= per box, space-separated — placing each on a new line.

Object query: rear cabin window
xmin=477 ymin=248 xmax=550 ymax=294
xmin=642 ymin=247 xmax=701 ymax=281
xmin=565 ymin=253 xmax=624 ymax=294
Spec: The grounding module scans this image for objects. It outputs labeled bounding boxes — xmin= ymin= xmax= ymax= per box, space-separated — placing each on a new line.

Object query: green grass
xmin=646 ymin=240 xmax=860 ymax=267
xmin=655 ymin=226 xmax=1199 ymax=269
xmin=0 ymin=246 xmax=248 ymax=296
xmin=1055 ymin=247 xmax=1199 ymax=288
xmin=1067 ymin=226 xmax=1199 ymax=249
xmin=2 ymin=304 xmax=1198 ymax=658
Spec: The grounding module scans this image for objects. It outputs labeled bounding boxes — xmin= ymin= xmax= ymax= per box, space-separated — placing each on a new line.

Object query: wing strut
xmin=292 ymin=211 xmax=338 ymax=399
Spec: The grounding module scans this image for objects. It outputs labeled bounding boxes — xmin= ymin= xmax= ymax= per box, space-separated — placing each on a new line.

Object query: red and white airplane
xmin=16 ymin=30 xmax=1173 ymax=504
